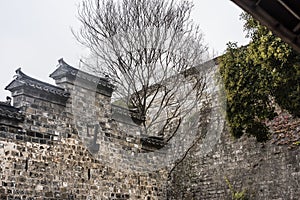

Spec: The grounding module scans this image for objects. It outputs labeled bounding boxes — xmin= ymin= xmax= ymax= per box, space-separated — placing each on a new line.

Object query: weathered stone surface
xmin=1 ymin=61 xmax=167 ymax=199
xmin=167 ymin=115 xmax=300 ymax=200
xmin=1 ymin=59 xmax=299 ymax=199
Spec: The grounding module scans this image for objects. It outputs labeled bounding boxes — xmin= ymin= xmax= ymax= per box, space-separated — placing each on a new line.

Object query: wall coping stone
xmin=0 ymin=101 xmax=25 ymax=121
xmin=50 ymin=58 xmax=115 ymax=97
xmin=6 ymin=68 xmax=70 ymax=98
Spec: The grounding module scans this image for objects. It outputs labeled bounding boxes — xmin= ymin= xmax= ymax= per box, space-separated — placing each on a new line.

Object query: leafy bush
xmin=219 ymin=13 xmax=300 ymax=141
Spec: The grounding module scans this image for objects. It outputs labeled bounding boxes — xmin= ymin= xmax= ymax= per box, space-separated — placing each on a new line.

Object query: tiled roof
xmin=141 ymin=136 xmax=165 ymax=149
xmin=5 ymin=68 xmax=70 ymax=97
xmin=0 ymin=102 xmax=24 ymax=121
xmin=50 ymin=58 xmax=114 ymax=90
xmin=231 ymin=0 xmax=300 ymax=53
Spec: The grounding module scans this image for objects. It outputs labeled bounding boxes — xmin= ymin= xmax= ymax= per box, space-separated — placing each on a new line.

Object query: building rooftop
xmin=50 ymin=58 xmax=114 ymax=90
xmin=0 ymin=101 xmax=24 ymax=121
xmin=5 ymin=68 xmax=70 ymax=97
xmin=231 ymin=0 xmax=300 ymax=53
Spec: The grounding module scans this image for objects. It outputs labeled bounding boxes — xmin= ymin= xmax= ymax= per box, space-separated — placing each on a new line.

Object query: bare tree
xmin=74 ymin=0 xmax=209 ymax=139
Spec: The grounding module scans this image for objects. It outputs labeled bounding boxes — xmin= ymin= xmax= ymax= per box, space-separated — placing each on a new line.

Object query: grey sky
xmin=0 ymin=0 xmax=249 ymax=100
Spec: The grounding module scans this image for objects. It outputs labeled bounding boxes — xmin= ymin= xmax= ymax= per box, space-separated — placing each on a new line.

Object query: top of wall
xmin=4 ymin=59 xmax=115 ymax=106
xmin=6 ymin=68 xmax=70 ymax=97
xmin=0 ymin=101 xmax=24 ymax=122
xmin=50 ymin=58 xmax=114 ymax=97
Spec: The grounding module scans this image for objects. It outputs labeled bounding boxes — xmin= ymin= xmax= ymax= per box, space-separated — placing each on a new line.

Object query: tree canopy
xmin=75 ymin=0 xmax=209 ymax=138
xmin=219 ymin=13 xmax=300 ymax=141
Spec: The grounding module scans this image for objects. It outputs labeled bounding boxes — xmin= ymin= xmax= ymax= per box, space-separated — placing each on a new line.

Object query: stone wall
xmin=167 ymin=111 xmax=300 ymax=199
xmin=0 ymin=60 xmax=168 ymax=200
xmin=1 ymin=58 xmax=299 ymax=200
xmin=0 ymin=137 xmax=166 ymax=199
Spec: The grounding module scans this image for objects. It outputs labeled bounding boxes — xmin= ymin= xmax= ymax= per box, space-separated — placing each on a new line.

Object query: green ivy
xmin=224 ymin=177 xmax=249 ymax=200
xmin=219 ymin=13 xmax=300 ymax=141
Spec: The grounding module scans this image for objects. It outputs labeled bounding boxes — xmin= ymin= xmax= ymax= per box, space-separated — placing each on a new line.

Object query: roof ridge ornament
xmin=14 ymin=67 xmax=25 ymax=79
xmin=6 ymin=68 xmax=70 ymax=98
xmin=58 ymin=58 xmax=70 ymax=67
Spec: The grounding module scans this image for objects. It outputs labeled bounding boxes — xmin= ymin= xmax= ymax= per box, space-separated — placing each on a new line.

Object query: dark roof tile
xmin=5 ymin=68 xmax=70 ymax=97
xmin=0 ymin=102 xmax=24 ymax=121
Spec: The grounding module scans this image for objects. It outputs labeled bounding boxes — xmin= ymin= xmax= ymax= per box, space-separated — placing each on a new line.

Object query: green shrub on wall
xmin=225 ymin=177 xmax=248 ymax=200
xmin=219 ymin=13 xmax=300 ymax=141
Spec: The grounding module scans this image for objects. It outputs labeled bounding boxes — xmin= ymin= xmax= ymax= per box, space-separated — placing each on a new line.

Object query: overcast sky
xmin=0 ymin=0 xmax=249 ymax=100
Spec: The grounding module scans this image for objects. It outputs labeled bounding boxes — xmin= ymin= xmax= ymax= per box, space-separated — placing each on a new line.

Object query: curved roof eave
xmin=231 ymin=0 xmax=300 ymax=53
